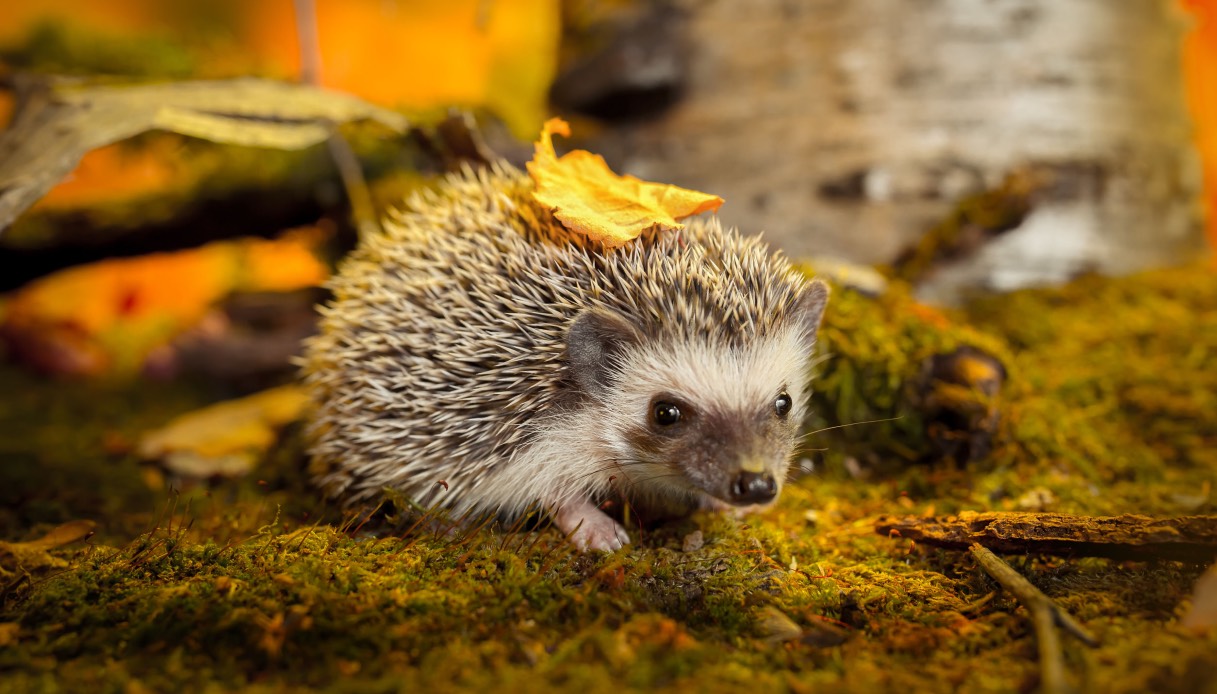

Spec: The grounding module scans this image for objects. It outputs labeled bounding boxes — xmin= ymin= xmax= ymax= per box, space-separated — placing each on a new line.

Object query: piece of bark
xmin=875 ymin=511 xmax=1217 ymax=562
xmin=550 ymin=2 xmax=689 ymax=121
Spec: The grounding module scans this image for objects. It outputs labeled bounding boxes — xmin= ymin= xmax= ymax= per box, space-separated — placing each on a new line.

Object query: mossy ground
xmin=2 ymin=265 xmax=1216 ymax=693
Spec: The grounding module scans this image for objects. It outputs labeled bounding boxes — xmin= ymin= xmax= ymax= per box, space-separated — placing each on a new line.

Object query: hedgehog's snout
xmin=729 ymin=470 xmax=777 ymax=504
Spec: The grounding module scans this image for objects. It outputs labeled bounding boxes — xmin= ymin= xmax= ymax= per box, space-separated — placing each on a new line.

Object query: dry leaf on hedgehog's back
xmin=526 ymin=118 xmax=723 ymax=247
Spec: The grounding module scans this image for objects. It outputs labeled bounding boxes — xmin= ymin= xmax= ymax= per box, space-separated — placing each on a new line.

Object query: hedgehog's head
xmin=567 ymin=279 xmax=829 ymax=508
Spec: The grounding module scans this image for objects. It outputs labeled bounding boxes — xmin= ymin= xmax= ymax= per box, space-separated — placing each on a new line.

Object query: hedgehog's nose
xmin=730 ymin=471 xmax=776 ymax=504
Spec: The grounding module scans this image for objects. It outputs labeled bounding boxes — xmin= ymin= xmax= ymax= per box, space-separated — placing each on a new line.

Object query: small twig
xmin=292 ymin=0 xmax=323 ymax=86
xmin=324 ymin=135 xmax=380 ymax=237
xmin=1029 ymin=600 xmax=1068 ymax=694
xmin=291 ymin=0 xmax=381 ymax=238
xmin=970 ymin=543 xmax=1099 ymax=694
xmin=969 ymin=543 xmax=1099 ymax=647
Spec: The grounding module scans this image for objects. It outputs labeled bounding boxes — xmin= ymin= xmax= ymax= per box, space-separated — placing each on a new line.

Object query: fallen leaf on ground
xmin=136 ymin=385 xmax=309 ymax=480
xmin=756 ymin=606 xmax=804 ymax=642
xmin=0 ymin=520 xmax=97 ymax=575
xmin=527 ymin=118 xmax=723 ymax=247
xmin=21 ymin=520 xmax=97 ymax=550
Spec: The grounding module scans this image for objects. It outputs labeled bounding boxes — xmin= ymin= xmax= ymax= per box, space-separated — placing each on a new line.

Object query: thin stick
xmin=1030 ymin=601 xmax=1068 ymax=694
xmin=292 ymin=0 xmax=322 ymax=84
xmin=970 ymin=543 xmax=1099 ymax=694
xmin=969 ymin=543 xmax=1099 ymax=647
xmin=324 ymin=136 xmax=379 ymax=236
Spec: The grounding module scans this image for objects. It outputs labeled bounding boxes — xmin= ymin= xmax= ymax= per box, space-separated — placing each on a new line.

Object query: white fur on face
xmin=468 ymin=325 xmax=818 ymax=518
xmin=575 ymin=324 xmax=819 ymax=503
xmin=606 ymin=325 xmax=817 ymax=433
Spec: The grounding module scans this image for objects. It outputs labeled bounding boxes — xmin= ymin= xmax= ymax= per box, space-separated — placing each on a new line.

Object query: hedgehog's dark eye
xmin=652 ymin=402 xmax=681 ymax=426
xmin=775 ymin=391 xmax=793 ymax=418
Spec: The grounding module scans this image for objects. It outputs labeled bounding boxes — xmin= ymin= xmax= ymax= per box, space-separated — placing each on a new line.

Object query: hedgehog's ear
xmin=794 ymin=279 xmax=830 ymax=345
xmin=567 ymin=308 xmax=642 ymax=394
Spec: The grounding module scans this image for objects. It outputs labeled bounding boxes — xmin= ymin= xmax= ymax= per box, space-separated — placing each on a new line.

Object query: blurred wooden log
xmin=876 ymin=511 xmax=1217 ymax=562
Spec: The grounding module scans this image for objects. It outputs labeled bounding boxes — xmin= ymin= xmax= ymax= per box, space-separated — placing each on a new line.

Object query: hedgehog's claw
xmin=553 ymin=497 xmax=630 ymax=552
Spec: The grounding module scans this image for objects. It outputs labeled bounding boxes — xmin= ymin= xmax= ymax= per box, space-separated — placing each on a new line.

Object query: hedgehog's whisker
xmin=784 ymin=465 xmax=818 ymax=483
xmin=797 ymin=416 xmax=902 ymax=442
xmin=574 ymin=459 xmax=692 ymax=499
xmin=620 ymin=472 xmax=690 ymax=490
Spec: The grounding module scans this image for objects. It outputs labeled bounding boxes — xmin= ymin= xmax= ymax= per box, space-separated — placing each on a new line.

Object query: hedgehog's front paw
xmin=552 ymin=498 xmax=630 ymax=552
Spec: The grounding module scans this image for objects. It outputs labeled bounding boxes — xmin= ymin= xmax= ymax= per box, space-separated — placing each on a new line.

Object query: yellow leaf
xmin=0 ymin=520 xmax=96 ymax=574
xmin=136 ymin=385 xmax=309 ymax=479
xmin=527 ymin=118 xmax=724 ymax=248
xmin=24 ymin=520 xmax=97 ymax=550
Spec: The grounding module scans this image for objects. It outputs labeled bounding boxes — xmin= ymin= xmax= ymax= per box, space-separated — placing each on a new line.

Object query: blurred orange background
xmin=1184 ymin=0 xmax=1217 ymax=249
xmin=0 ymin=0 xmax=559 ymax=209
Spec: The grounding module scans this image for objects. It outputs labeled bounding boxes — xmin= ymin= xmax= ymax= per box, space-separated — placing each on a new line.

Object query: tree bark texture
xmin=588 ymin=0 xmax=1208 ymax=302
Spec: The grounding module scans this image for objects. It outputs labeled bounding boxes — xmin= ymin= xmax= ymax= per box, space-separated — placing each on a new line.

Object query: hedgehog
xmin=301 ymin=164 xmax=828 ymax=551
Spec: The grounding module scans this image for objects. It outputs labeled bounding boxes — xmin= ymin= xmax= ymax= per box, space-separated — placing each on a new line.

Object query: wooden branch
xmin=876 ymin=512 xmax=1217 ymax=562
xmin=292 ymin=0 xmax=380 ymax=238
xmin=0 ymin=77 xmax=409 ymax=233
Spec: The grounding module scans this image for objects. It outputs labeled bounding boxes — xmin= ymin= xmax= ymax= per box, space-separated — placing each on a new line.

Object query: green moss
xmin=805 ymin=276 xmax=1012 ymax=466
xmin=2 ymin=264 xmax=1216 ymax=692
xmin=967 ymin=264 xmax=1217 ymax=478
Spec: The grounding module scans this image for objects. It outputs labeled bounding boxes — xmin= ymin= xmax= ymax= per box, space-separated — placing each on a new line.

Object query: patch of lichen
xmin=2 ymin=263 xmax=1216 ymax=693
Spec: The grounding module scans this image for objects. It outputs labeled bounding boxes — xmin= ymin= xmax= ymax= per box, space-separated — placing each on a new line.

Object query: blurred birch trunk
xmin=584 ymin=0 xmax=1207 ymax=302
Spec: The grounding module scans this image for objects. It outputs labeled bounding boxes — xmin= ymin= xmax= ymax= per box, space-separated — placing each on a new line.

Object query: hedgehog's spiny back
xmin=303 ymin=164 xmax=810 ymax=507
